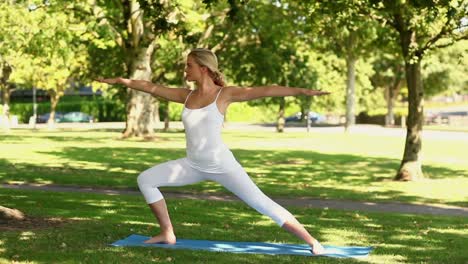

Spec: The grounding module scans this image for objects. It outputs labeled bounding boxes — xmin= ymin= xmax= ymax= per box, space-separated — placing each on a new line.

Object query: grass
xmin=1 ymin=188 xmax=467 ymax=264
xmin=1 ymin=128 xmax=467 ymax=207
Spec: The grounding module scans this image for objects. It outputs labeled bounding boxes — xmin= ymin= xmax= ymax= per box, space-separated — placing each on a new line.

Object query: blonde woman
xmin=97 ymin=48 xmax=330 ymax=254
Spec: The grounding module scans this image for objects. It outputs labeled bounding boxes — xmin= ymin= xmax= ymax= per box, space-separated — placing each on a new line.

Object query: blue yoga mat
xmin=111 ymin=234 xmax=373 ymax=258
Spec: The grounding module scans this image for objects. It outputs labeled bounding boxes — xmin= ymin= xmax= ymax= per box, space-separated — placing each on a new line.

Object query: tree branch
xmin=429 ymin=34 xmax=468 ymax=50
xmin=420 ymin=9 xmax=455 ymax=53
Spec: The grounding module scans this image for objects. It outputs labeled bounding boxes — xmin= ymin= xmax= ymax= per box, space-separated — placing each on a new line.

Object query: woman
xmin=97 ymin=48 xmax=330 ymax=254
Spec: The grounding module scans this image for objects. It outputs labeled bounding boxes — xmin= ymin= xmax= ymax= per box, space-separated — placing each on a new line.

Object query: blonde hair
xmin=188 ymin=48 xmax=226 ymax=87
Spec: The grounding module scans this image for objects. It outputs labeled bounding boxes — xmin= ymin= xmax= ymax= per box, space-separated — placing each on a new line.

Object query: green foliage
xmin=423 ymin=40 xmax=468 ymax=96
xmin=162 ymin=100 xmax=301 ymax=123
xmin=9 ymin=98 xmax=125 ymax=123
xmin=2 ymin=0 xmax=467 ymax=129
xmin=369 ymin=0 xmax=468 ymax=61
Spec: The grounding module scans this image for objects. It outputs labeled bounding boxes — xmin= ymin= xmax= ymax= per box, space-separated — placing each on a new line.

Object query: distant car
xmin=425 ymin=111 xmax=468 ymax=124
xmin=285 ymin=111 xmax=326 ymax=124
xmin=60 ymin=112 xmax=94 ymax=123
xmin=36 ymin=112 xmax=64 ymax=123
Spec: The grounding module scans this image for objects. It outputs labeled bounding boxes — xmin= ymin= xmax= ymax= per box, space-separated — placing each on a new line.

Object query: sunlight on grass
xmin=321 ymin=228 xmax=370 ymax=245
xmin=83 ymin=200 xmax=117 ymax=207
xmin=391 ymin=233 xmax=428 ymax=240
xmin=69 ymin=217 xmax=93 ymax=221
xmin=1 ymin=188 xmax=467 ymax=263
xmin=1 ymin=129 xmax=468 ymax=206
xmin=375 ymin=254 xmax=407 ymax=263
xmin=32 ymin=178 xmax=54 ymax=184
xmin=181 ymin=222 xmax=201 ymax=227
xmin=432 ymin=228 xmax=468 ymax=236
xmin=250 ymin=218 xmax=277 ymax=227
xmin=19 ymin=231 xmax=36 ymax=241
xmin=123 ymin=220 xmax=154 ymax=226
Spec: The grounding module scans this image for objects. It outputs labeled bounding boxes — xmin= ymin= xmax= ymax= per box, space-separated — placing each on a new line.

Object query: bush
xmin=356 ymin=112 xmax=405 ymax=126
xmin=10 ymin=96 xmax=307 ymax=123
xmin=9 ymin=97 xmax=126 ymax=123
xmin=158 ymin=101 xmax=299 ymax=123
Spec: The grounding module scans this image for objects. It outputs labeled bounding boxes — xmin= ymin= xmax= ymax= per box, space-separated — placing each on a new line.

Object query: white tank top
xmin=182 ymin=88 xmax=239 ymax=173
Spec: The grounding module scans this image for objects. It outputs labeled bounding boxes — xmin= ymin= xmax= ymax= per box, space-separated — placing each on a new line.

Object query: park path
xmin=2 ymin=183 xmax=467 ymax=217
xmin=5 ymin=123 xmax=468 ymax=217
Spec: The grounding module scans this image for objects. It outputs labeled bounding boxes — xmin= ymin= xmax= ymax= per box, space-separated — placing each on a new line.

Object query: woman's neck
xmin=195 ymin=75 xmax=218 ymax=94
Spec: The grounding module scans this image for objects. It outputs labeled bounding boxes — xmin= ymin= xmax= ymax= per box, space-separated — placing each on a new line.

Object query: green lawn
xmin=1 ymin=128 xmax=467 ymax=207
xmin=1 ymin=188 xmax=467 ymax=264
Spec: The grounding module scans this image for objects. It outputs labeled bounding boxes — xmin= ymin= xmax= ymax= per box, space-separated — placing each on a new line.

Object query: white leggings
xmin=137 ymin=158 xmax=298 ymax=227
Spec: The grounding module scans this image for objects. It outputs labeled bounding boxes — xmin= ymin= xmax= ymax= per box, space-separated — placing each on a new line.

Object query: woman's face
xmin=185 ymin=55 xmax=205 ymax=82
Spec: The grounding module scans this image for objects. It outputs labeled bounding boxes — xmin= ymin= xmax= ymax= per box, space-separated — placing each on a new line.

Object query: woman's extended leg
xmin=282 ymin=221 xmax=325 ymax=254
xmin=137 ymin=158 xmax=204 ymax=244
xmin=209 ymin=166 xmax=325 ymax=254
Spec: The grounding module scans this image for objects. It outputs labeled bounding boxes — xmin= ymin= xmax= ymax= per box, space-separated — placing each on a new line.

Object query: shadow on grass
xmin=2 ymin=129 xmax=186 ymax=145
xmin=0 ymin=189 xmax=466 ymax=263
xmin=1 ymin=143 xmax=466 ymax=206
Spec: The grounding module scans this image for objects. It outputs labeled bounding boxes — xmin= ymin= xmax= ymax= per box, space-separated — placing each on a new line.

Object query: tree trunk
xmin=122 ymin=1 xmax=158 ymax=139
xmin=394 ymin=21 xmax=424 ymax=181
xmin=385 ymin=67 xmax=403 ymax=127
xmin=48 ymin=91 xmax=61 ymax=125
xmin=396 ymin=59 xmax=424 ymax=181
xmin=123 ymin=44 xmax=159 ymax=139
xmin=345 ymin=33 xmax=356 ymax=132
xmin=164 ymin=102 xmax=170 ymax=131
xmin=1 ymin=62 xmax=12 ymax=130
xmin=276 ymin=97 xmax=285 ymax=133
xmin=1 ymin=87 xmax=10 ymax=130
xmin=0 ymin=206 xmax=25 ymax=221
xmin=384 ymin=85 xmax=395 ymax=126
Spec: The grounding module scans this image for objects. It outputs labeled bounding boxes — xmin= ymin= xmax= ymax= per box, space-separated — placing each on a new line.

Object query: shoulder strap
xmin=214 ymin=87 xmax=223 ymax=102
xmin=184 ymin=89 xmax=194 ymax=106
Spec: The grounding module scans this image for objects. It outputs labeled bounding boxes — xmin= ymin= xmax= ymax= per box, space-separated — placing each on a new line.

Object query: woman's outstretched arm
xmin=226 ymin=85 xmax=330 ymax=103
xmin=96 ymin=77 xmax=190 ymax=104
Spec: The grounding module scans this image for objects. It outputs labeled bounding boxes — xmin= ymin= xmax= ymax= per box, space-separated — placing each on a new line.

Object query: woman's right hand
xmin=95 ymin=77 xmax=122 ymax=85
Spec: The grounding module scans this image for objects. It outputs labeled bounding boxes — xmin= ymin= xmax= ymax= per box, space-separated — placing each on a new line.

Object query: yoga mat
xmin=111 ymin=234 xmax=373 ymax=258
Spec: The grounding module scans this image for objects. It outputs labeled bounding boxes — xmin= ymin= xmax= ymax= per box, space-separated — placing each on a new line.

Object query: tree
xmin=212 ymin=0 xmax=319 ymax=132
xmin=150 ymin=1 xmax=232 ymax=130
xmin=66 ymin=1 xmax=188 ymax=138
xmin=368 ymin=0 xmax=468 ymax=180
xmin=371 ymin=48 xmax=405 ymax=126
xmin=0 ymin=2 xmax=34 ymax=129
xmin=422 ymin=40 xmax=468 ymax=97
xmin=307 ymin=0 xmax=379 ymax=131
xmin=7 ymin=2 xmax=88 ymax=126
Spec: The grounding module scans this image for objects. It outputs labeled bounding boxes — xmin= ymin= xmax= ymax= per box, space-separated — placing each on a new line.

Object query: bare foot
xmin=310 ymin=240 xmax=326 ymax=255
xmin=144 ymin=232 xmax=176 ymax=244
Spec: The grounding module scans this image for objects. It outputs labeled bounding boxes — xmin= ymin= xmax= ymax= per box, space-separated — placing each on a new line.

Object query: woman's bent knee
xmin=137 ymin=171 xmax=152 ymax=188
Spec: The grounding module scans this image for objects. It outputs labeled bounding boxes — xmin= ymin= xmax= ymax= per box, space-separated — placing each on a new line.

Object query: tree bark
xmin=384 ymin=85 xmax=394 ymax=126
xmin=396 ymin=59 xmax=424 ymax=180
xmin=394 ymin=17 xmax=425 ymax=181
xmin=48 ymin=90 xmax=62 ymax=125
xmin=345 ymin=32 xmax=356 ymax=132
xmin=164 ymin=102 xmax=170 ymax=131
xmin=122 ymin=1 xmax=159 ymax=139
xmin=385 ymin=64 xmax=403 ymax=127
xmin=276 ymin=97 xmax=285 ymax=133
xmin=1 ymin=62 xmax=12 ymax=129
xmin=123 ymin=44 xmax=159 ymax=139
xmin=385 ymin=78 xmax=402 ymax=126
xmin=0 ymin=206 xmax=25 ymax=221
